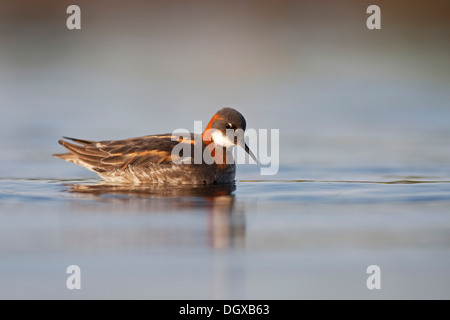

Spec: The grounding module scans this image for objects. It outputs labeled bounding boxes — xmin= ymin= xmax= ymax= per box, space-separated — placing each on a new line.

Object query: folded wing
xmin=54 ymin=134 xmax=195 ymax=173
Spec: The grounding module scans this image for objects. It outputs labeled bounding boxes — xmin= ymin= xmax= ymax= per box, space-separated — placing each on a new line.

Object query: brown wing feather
xmin=62 ymin=136 xmax=96 ymax=145
xmin=55 ymin=134 xmax=196 ymax=172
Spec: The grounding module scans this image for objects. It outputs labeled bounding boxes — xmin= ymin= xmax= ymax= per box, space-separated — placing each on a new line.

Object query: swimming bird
xmin=54 ymin=108 xmax=257 ymax=184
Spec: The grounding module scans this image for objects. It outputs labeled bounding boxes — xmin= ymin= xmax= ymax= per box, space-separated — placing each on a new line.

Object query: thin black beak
xmin=237 ymin=140 xmax=258 ymax=163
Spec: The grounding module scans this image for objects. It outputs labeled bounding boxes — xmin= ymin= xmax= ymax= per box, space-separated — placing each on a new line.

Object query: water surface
xmin=1 ymin=167 xmax=450 ymax=299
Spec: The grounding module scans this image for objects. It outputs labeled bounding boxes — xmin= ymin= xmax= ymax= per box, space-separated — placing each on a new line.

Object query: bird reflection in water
xmin=65 ymin=182 xmax=245 ymax=249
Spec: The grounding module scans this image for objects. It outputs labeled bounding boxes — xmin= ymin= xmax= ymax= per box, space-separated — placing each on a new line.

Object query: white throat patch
xmin=211 ymin=130 xmax=235 ymax=148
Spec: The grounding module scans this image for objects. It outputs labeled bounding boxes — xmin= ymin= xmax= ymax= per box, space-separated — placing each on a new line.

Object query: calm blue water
xmin=1 ymin=0 xmax=450 ymax=299
xmin=1 ymin=165 xmax=450 ymax=299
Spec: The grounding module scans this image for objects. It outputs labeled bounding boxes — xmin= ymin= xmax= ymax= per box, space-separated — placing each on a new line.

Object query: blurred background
xmin=0 ymin=0 xmax=449 ymax=177
xmin=1 ymin=0 xmax=450 ymax=299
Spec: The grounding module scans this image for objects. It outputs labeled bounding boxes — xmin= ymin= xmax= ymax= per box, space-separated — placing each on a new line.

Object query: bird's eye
xmin=225 ymin=123 xmax=232 ymax=129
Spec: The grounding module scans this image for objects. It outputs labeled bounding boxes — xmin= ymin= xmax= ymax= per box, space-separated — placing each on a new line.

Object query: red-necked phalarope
xmin=54 ymin=107 xmax=257 ymax=184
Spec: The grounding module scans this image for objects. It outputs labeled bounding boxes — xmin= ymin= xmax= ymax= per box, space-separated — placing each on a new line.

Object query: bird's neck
xmin=202 ymin=114 xmax=223 ymax=144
